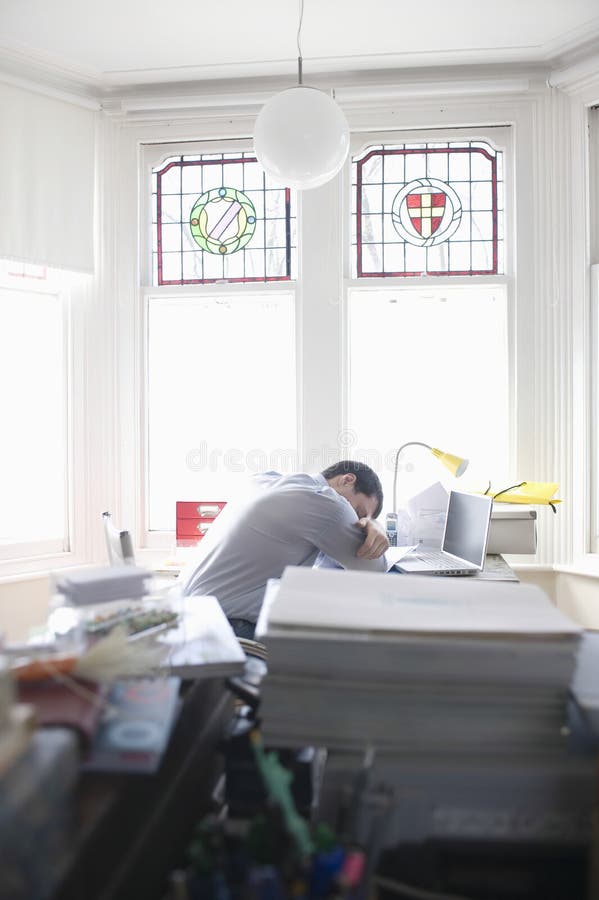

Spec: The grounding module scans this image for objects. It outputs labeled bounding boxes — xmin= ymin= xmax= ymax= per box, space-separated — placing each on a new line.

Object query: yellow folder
xmin=487 ymin=481 xmax=561 ymax=507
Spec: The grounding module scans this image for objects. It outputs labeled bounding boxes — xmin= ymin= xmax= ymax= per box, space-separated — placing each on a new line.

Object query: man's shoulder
xmin=258 ymin=471 xmax=323 ymax=492
xmin=265 ymin=472 xmax=340 ymax=499
xmin=253 ymin=473 xmax=347 ymax=523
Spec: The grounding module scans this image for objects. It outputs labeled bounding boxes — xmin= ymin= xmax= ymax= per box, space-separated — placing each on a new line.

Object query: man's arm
xmin=313 ymin=504 xmax=388 ymax=572
xmin=355 ymin=517 xmax=390 ymax=559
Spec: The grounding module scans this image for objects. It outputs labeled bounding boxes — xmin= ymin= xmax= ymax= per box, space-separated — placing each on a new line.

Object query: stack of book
xmin=257 ymin=567 xmax=582 ymax=757
xmin=54 ymin=565 xmax=153 ymax=605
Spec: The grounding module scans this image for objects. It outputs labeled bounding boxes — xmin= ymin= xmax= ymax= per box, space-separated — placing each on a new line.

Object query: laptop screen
xmin=442 ymin=491 xmax=493 ymax=568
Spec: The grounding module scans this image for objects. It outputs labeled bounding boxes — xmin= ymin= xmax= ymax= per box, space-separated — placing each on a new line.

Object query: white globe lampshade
xmin=254 ymin=86 xmax=350 ymax=190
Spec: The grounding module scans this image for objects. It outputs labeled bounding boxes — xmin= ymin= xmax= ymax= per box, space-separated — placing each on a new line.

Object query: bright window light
xmin=0 ymin=286 xmax=66 ymax=545
xmin=348 ymin=286 xmax=510 ymax=511
xmin=147 ymin=293 xmax=297 ymax=531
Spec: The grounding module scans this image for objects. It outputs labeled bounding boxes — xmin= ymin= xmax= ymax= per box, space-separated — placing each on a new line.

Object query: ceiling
xmin=1 ymin=0 xmax=599 ymax=96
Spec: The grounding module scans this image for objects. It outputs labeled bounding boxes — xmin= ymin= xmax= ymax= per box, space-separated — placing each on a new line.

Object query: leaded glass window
xmin=152 ymin=152 xmax=296 ymax=285
xmin=352 ymin=140 xmax=503 ymax=277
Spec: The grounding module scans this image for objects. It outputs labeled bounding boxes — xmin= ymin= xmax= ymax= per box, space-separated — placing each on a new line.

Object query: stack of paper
xmin=157 ymin=593 xmax=246 ymax=679
xmin=54 ymin=565 xmax=152 ymax=605
xmin=258 ymin=567 xmax=581 ymax=756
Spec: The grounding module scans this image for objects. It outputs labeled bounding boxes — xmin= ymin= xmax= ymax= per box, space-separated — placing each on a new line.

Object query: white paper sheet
xmin=268 ymin=566 xmax=581 ymax=638
xmin=384 ymin=545 xmax=418 ymax=571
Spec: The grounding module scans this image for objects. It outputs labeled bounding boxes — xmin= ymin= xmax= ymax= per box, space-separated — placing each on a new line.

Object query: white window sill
xmin=0 ymin=550 xmax=190 ymax=587
xmin=507 ymin=562 xmax=554 ymax=572
xmin=0 ymin=554 xmax=96 ymax=585
xmin=554 ymin=556 xmax=599 ymax=579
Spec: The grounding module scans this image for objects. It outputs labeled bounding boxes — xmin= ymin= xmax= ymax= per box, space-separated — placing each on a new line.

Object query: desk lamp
xmin=388 ymin=442 xmax=469 ymax=543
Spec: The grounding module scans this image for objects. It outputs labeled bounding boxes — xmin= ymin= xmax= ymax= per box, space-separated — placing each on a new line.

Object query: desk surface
xmin=477 ymin=553 xmax=519 ymax=581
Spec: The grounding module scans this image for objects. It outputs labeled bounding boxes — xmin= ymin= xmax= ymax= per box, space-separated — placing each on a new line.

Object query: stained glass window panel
xmin=352 ymin=141 xmax=504 ymax=277
xmin=223 ymin=252 xmax=245 ymax=280
xmin=152 ymin=152 xmax=297 ymax=285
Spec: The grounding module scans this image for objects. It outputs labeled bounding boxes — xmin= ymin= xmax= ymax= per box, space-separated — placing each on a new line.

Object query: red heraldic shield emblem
xmin=406 ymin=191 xmax=446 ymax=238
xmin=391 ymin=178 xmax=463 ymax=248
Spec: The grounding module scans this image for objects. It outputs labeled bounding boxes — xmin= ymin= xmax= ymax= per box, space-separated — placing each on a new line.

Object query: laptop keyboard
xmin=411 ymin=549 xmax=472 ymax=570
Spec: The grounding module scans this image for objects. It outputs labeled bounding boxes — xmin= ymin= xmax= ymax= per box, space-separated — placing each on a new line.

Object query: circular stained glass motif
xmin=189 ymin=187 xmax=257 ymax=255
xmin=391 ymin=178 xmax=462 ymax=248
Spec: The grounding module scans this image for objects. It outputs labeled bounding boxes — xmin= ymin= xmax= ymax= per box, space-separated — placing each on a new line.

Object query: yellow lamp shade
xmin=431 ymin=447 xmax=469 ymax=478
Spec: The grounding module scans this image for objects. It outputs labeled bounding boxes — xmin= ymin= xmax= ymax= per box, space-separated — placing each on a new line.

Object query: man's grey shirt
xmin=179 ymin=472 xmax=386 ymax=622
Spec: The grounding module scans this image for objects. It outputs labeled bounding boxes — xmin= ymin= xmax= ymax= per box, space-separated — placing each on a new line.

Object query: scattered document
xmin=406 ymin=481 xmax=448 ymax=546
xmin=384 ymin=545 xmax=417 ymax=571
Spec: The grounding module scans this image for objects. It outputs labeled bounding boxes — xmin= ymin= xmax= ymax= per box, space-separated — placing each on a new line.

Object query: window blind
xmin=0 ymin=81 xmax=96 ymax=273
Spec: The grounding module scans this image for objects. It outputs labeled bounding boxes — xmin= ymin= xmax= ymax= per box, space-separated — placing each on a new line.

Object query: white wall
xmin=0 ymin=575 xmax=51 ymax=642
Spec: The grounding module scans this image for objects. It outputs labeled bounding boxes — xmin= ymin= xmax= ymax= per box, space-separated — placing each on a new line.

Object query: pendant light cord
xmin=296 ymin=0 xmax=304 ymax=84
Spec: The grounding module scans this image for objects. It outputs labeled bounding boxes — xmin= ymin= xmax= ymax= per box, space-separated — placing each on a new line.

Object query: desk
xmin=4 ymin=592 xmax=244 ymax=900
xmin=51 ymin=677 xmax=232 ymax=900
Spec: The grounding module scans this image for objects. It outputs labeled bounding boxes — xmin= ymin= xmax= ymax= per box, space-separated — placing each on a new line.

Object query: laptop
xmin=396 ymin=490 xmax=493 ymax=576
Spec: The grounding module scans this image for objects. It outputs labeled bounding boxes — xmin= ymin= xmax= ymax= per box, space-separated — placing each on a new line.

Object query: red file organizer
xmin=175 ymin=501 xmax=227 ymax=547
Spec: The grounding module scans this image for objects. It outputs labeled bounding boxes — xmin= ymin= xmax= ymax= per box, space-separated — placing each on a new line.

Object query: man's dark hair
xmin=321 ymin=460 xmax=384 ymax=518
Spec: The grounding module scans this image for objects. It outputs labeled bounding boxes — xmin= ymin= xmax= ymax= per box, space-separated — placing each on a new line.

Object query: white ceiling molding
xmin=0 ymin=15 xmax=594 ymax=111
xmin=548 ymin=37 xmax=599 ymax=97
xmin=0 ymin=11 xmax=597 ymax=98
xmin=0 ymin=41 xmax=101 ymax=106
xmin=334 ymin=78 xmax=534 ymax=105
xmin=541 ymin=18 xmax=599 ymax=60
xmin=0 ymin=70 xmax=101 ymax=110
xmin=100 ymin=64 xmax=544 ymax=122
xmin=99 ymin=47 xmax=550 ymax=88
xmin=66 ymin=12 xmax=599 ymax=88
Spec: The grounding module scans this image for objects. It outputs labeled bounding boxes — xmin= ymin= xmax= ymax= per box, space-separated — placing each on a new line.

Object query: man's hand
xmin=354 ymin=517 xmax=390 ymax=559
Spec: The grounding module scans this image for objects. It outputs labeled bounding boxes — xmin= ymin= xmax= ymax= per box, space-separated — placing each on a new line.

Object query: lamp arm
xmin=392 ymin=441 xmax=432 ymax=514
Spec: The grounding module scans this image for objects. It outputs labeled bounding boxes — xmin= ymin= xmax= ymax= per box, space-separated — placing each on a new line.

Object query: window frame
xmin=0 ymin=266 xmax=100 ymax=577
xmin=0 ymin=269 xmax=68 ymax=561
xmin=351 ymin=138 xmax=504 ymax=279
xmin=116 ymin=97 xmax=541 ymax=569
xmin=139 ymin=140 xmax=301 ymax=551
xmin=570 ymin=104 xmax=597 ymax=572
xmin=341 ymin=126 xmax=516 ymax=488
xmin=151 ymin=151 xmax=295 ymax=286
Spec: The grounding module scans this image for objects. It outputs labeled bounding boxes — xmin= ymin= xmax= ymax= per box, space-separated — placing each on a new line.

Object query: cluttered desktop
xmin=3 ymin=480 xmax=595 ymax=900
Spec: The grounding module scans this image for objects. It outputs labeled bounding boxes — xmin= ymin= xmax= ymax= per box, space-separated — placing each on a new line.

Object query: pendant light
xmin=253 ymin=0 xmax=350 ymax=190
